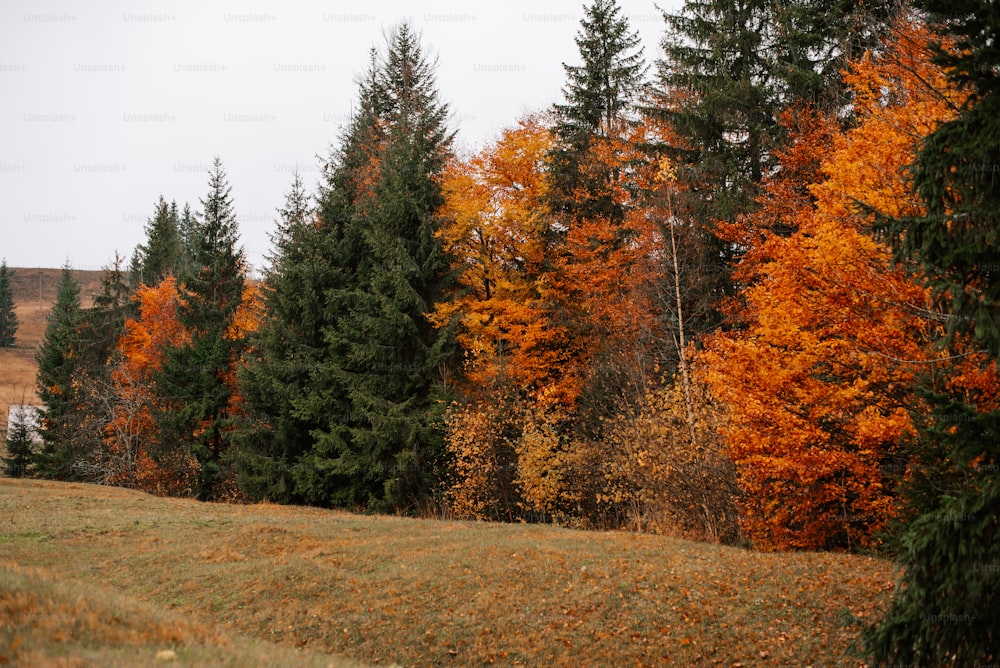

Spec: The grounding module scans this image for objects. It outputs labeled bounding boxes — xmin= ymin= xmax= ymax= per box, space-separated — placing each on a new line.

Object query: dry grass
xmin=0 ymin=562 xmax=359 ymax=667
xmin=0 ymin=479 xmax=898 ymax=666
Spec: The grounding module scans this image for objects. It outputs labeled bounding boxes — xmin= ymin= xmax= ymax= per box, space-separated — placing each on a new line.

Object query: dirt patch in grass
xmin=0 ymin=478 xmax=897 ymax=666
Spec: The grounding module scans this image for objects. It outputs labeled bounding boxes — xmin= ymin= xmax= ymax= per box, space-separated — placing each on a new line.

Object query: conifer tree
xmin=0 ymin=260 xmax=18 ymax=347
xmin=77 ymin=253 xmax=133 ymax=374
xmin=294 ymin=24 xmax=455 ymax=511
xmin=67 ymin=254 xmax=138 ymax=483
xmin=176 ymin=202 xmax=199 ymax=278
xmin=156 ymin=157 xmax=246 ymax=499
xmin=34 ymin=264 xmax=83 ymax=477
xmin=235 ymin=52 xmax=388 ymax=506
xmin=232 ymin=172 xmax=323 ymax=503
xmin=549 ymin=0 xmax=646 ymax=224
xmin=3 ymin=404 xmax=37 ymax=478
xmin=133 ymin=196 xmax=181 ymax=287
xmin=866 ymin=3 xmax=1000 ymax=663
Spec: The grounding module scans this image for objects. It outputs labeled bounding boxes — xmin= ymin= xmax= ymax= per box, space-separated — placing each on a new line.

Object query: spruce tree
xmin=76 ymin=253 xmax=133 ymax=373
xmin=866 ymin=2 xmax=1000 ymax=663
xmin=176 ymin=202 xmax=200 ymax=278
xmin=3 ymin=404 xmax=37 ymax=478
xmin=295 ymin=24 xmax=455 ymax=511
xmin=34 ymin=264 xmax=83 ymax=477
xmin=133 ymin=196 xmax=181 ymax=287
xmin=232 ymin=172 xmax=324 ymax=503
xmin=0 ymin=260 xmax=18 ymax=347
xmin=67 ymin=254 xmax=136 ymax=483
xmin=549 ymin=0 xmax=646 ymax=224
xmin=157 ymin=157 xmax=246 ymax=499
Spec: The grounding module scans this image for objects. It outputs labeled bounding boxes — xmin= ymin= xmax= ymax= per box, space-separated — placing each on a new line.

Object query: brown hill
xmin=1 ymin=267 xmax=106 ymax=433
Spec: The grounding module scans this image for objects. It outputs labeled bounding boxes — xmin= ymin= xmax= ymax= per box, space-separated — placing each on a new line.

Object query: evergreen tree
xmin=294 ymin=24 xmax=455 ymax=511
xmin=156 ymin=157 xmax=246 ymax=500
xmin=176 ymin=202 xmax=200 ymax=278
xmin=235 ymin=52 xmax=388 ymax=506
xmin=34 ymin=263 xmax=83 ymax=477
xmin=232 ymin=171 xmax=323 ymax=503
xmin=866 ymin=2 xmax=1000 ymax=663
xmin=69 ymin=254 xmax=137 ymax=483
xmin=769 ymin=0 xmax=897 ymax=112
xmin=77 ymin=253 xmax=133 ymax=373
xmin=133 ymin=196 xmax=181 ymax=287
xmin=0 ymin=260 xmax=18 ymax=347
xmin=656 ymin=0 xmax=775 ymax=245
xmin=3 ymin=404 xmax=37 ymax=478
xmin=548 ymin=0 xmax=646 ymax=224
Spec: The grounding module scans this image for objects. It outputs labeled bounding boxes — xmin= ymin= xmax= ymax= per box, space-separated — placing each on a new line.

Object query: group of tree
xmin=29 ymin=157 xmax=255 ymax=500
xmin=20 ymin=1 xmax=997 ymax=662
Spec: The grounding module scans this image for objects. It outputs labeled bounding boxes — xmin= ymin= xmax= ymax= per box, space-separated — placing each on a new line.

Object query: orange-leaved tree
xmin=433 ymin=117 xmax=576 ymax=520
xmin=701 ymin=20 xmax=965 ymax=550
xmin=106 ymin=275 xmax=196 ymax=494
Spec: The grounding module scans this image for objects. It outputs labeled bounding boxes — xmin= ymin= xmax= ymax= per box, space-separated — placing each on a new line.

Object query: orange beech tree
xmin=434 ymin=117 xmax=572 ymax=406
xmin=435 ymin=116 xmax=665 ymax=524
xmin=106 ymin=275 xmax=196 ymax=494
xmin=433 ymin=117 xmax=571 ymax=520
xmin=701 ymin=21 xmax=966 ymax=551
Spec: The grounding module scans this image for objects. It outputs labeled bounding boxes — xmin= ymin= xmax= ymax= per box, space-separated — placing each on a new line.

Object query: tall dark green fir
xmin=549 ymin=0 xmax=646 ymax=224
xmin=132 ymin=196 xmax=182 ymax=287
xmin=34 ymin=263 xmax=82 ymax=477
xmin=296 ymin=24 xmax=455 ymax=512
xmin=232 ymin=171 xmax=324 ymax=503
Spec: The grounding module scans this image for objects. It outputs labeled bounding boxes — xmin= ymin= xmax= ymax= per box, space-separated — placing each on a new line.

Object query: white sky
xmin=0 ymin=0 xmax=680 ymax=273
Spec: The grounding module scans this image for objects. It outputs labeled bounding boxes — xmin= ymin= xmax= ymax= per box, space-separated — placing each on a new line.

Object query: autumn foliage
xmin=105 ymin=276 xmax=196 ymax=494
xmin=101 ymin=275 xmax=262 ymax=497
xmin=29 ymin=6 xmax=1000 ymax=586
xmin=701 ymin=21 xmax=969 ymax=550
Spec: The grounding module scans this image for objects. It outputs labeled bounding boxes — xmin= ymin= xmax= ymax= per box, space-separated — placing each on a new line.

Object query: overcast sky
xmin=0 ymin=0 xmax=681 ymax=273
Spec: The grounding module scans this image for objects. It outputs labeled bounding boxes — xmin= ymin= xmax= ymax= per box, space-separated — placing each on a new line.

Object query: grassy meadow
xmin=1 ymin=478 xmax=898 ymax=666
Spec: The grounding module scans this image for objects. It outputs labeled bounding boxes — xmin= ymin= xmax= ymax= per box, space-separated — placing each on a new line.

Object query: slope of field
xmin=0 ymin=267 xmax=105 ymax=433
xmin=0 ymin=479 xmax=898 ymax=666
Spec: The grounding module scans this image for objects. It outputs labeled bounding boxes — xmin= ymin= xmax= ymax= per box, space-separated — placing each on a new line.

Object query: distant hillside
xmin=1 ymin=267 xmax=105 ymax=432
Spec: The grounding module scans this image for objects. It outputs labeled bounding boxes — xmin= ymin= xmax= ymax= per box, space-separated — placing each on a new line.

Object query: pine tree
xmin=866 ymin=4 xmax=1000 ymax=663
xmin=3 ymin=404 xmax=37 ymax=478
xmin=232 ymin=172 xmax=324 ymax=503
xmin=34 ymin=263 xmax=83 ymax=477
xmin=156 ymin=157 xmax=246 ymax=500
xmin=295 ymin=24 xmax=455 ymax=511
xmin=133 ymin=196 xmax=181 ymax=287
xmin=0 ymin=260 xmax=18 ymax=347
xmin=549 ymin=0 xmax=646 ymax=224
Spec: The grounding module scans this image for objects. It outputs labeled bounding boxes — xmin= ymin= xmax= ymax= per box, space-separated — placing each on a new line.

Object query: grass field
xmin=1 ymin=479 xmax=898 ymax=666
